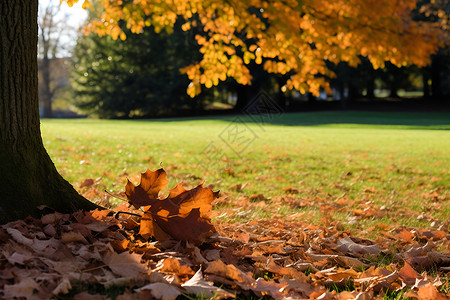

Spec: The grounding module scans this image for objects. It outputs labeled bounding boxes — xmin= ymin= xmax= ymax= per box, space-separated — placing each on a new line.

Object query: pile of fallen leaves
xmin=0 ymin=169 xmax=449 ymax=299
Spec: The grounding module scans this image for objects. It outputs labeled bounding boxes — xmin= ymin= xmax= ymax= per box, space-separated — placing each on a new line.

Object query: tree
xmin=71 ymin=18 xmax=203 ymax=118
xmin=0 ymin=1 xmax=97 ymax=224
xmin=38 ymin=0 xmax=75 ymax=117
xmin=70 ymin=0 xmax=441 ymax=99
xmin=414 ymin=0 xmax=450 ymax=99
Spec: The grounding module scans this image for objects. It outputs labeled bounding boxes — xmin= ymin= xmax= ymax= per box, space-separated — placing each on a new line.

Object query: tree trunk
xmin=0 ymin=1 xmax=97 ymax=224
xmin=431 ymin=55 xmax=442 ymax=99
xmin=40 ymin=55 xmax=53 ymax=118
xmin=235 ymin=84 xmax=249 ymax=112
xmin=422 ymin=68 xmax=430 ymax=99
xmin=365 ymin=71 xmax=375 ymax=99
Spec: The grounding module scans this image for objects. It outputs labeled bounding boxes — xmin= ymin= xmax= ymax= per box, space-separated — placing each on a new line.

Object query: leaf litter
xmin=0 ymin=168 xmax=449 ymax=299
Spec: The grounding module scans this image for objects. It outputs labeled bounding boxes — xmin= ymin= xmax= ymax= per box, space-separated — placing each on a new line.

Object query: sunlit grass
xmin=41 ymin=111 xmax=450 ymax=235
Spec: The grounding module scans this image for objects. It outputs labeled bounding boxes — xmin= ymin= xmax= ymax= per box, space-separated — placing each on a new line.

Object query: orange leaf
xmin=125 ymin=168 xmax=218 ymax=244
xmin=396 ymin=228 xmax=415 ymax=243
xmin=125 ymin=168 xmax=168 ymax=209
xmin=140 ymin=208 xmax=216 ymax=244
xmin=399 ymin=261 xmax=420 ymax=286
xmin=417 ymin=283 xmax=448 ymax=300
xmin=205 ymin=260 xmax=253 ymax=285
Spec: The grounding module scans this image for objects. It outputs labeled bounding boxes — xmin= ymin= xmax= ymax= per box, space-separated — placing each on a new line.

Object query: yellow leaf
xmin=81 ymin=0 xmax=92 ymax=9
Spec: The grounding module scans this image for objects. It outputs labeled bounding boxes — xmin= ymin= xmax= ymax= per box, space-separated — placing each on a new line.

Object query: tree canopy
xmin=66 ymin=0 xmax=441 ymax=98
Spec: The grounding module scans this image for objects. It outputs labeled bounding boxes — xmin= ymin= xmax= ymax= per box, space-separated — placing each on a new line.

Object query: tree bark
xmin=0 ymin=1 xmax=97 ymax=224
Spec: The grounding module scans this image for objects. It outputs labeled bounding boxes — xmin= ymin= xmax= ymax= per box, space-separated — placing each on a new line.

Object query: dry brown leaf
xmin=251 ymin=278 xmax=285 ymax=298
xmin=125 ymin=168 xmax=217 ymax=244
xmin=6 ymin=227 xmax=34 ymax=247
xmin=337 ymin=237 xmax=381 ymax=255
xmin=325 ymin=268 xmax=359 ymax=281
xmin=399 ymin=261 xmax=420 ymax=286
xmin=265 ymin=256 xmax=307 ymax=279
xmin=205 ymin=260 xmax=253 ymax=285
xmin=3 ymin=278 xmax=41 ymax=299
xmin=80 ymin=178 xmax=95 ymax=188
xmin=135 ymin=282 xmax=181 ymax=300
xmin=336 ymin=291 xmax=356 ymax=299
xmin=52 ymin=277 xmax=72 ymax=295
xmin=417 ymin=283 xmax=448 ymax=300
xmin=396 ymin=228 xmax=415 ymax=243
xmin=280 ymin=278 xmax=321 ymax=298
xmin=5 ymin=252 xmax=29 ymax=265
xmin=61 ymin=231 xmax=89 ymax=244
xmin=110 ymin=239 xmax=130 ymax=253
xmin=181 ymin=269 xmax=235 ymax=299
xmin=333 ymin=255 xmax=367 ymax=270
xmin=157 ymin=257 xmax=195 ymax=276
xmin=104 ymin=251 xmax=147 ymax=277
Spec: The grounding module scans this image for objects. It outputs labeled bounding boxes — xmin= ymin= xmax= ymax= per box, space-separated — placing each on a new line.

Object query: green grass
xmin=41 ymin=111 xmax=450 ymax=235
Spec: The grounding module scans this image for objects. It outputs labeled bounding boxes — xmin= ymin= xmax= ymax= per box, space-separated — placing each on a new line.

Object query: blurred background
xmin=38 ymin=0 xmax=450 ymax=119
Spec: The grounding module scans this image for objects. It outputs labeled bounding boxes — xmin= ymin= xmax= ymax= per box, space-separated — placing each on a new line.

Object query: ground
xmin=42 ymin=111 xmax=449 ymax=232
xmin=1 ymin=111 xmax=448 ymax=299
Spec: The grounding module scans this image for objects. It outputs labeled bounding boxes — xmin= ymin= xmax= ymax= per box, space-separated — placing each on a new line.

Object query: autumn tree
xmin=71 ymin=17 xmax=203 ymax=118
xmin=0 ymin=1 xmax=97 ymax=224
xmin=68 ymin=0 xmax=441 ymax=99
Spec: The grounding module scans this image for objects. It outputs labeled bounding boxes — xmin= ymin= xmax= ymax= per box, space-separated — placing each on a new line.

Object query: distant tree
xmin=415 ymin=0 xmax=450 ymax=99
xmin=71 ymin=18 xmax=204 ymax=118
xmin=66 ymin=0 xmax=442 ymax=99
xmin=38 ymin=0 xmax=75 ymax=117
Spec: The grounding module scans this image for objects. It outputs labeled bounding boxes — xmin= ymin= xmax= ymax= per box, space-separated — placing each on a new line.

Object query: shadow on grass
xmin=133 ymin=111 xmax=450 ymax=130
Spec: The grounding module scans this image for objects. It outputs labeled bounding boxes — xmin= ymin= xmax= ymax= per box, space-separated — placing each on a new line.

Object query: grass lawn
xmin=41 ymin=111 xmax=450 ymax=237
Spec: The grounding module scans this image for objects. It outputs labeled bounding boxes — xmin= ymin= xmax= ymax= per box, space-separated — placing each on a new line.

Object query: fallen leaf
xmin=333 ymin=255 xmax=367 ymax=271
xmin=399 ymin=261 xmax=420 ymax=286
xmin=251 ymin=278 xmax=285 ymax=298
xmin=80 ymin=178 xmax=95 ymax=188
xmin=5 ymin=252 xmax=29 ymax=265
xmin=61 ymin=231 xmax=89 ymax=244
xmin=125 ymin=168 xmax=169 ymax=208
xmin=104 ymin=250 xmax=147 ymax=277
xmin=182 ymin=269 xmax=235 ymax=299
xmin=52 ymin=277 xmax=72 ymax=295
xmin=157 ymin=257 xmax=195 ymax=276
xmin=325 ymin=268 xmax=359 ymax=281
xmin=126 ymin=168 xmax=218 ymax=244
xmin=396 ymin=228 xmax=415 ymax=243
xmin=205 ymin=260 xmax=253 ymax=285
xmin=337 ymin=237 xmax=381 ymax=255
xmin=417 ymin=283 xmax=447 ymax=300
xmin=3 ymin=278 xmax=41 ymax=299
xmin=135 ymin=282 xmax=181 ymax=300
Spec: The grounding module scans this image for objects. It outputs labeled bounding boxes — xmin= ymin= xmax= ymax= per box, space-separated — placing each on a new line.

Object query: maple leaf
xmin=125 ymin=168 xmax=169 ymax=209
xmin=125 ymin=168 xmax=218 ymax=244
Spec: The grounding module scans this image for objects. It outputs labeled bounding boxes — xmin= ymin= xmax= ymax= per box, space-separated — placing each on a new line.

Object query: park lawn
xmin=41 ymin=111 xmax=450 ymax=238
